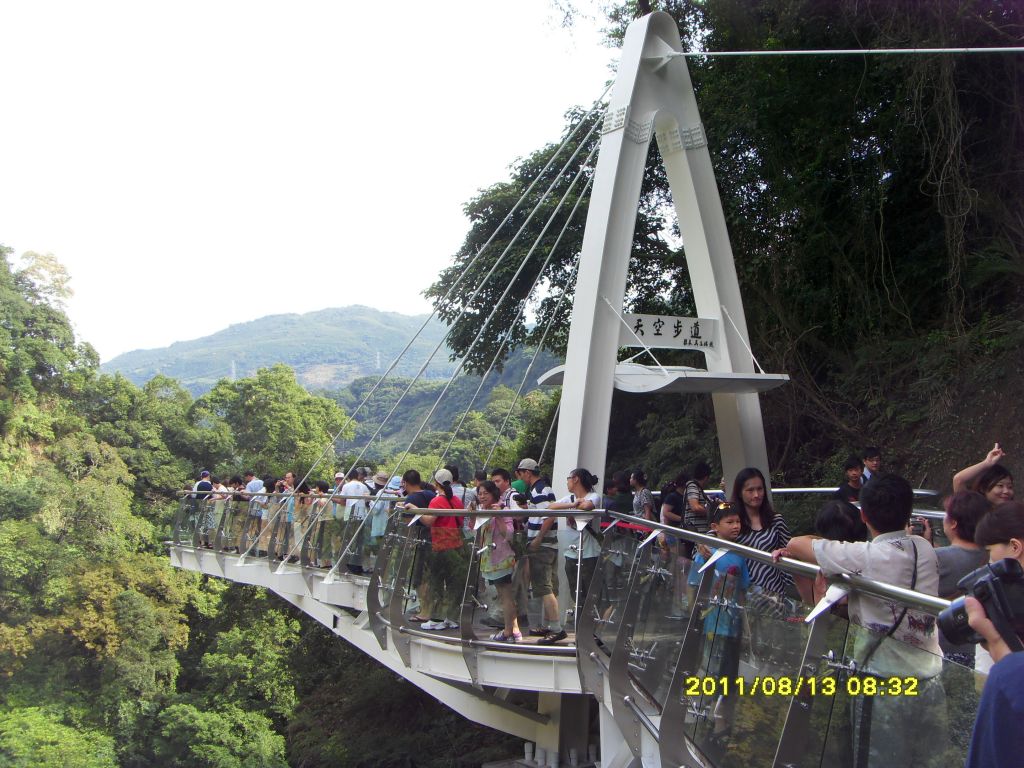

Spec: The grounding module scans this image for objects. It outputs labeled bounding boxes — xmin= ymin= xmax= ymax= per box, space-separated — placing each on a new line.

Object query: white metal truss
xmin=550 ymin=12 xmax=787 ymax=493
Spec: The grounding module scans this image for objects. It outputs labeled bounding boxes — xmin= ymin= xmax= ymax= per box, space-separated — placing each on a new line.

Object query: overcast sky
xmin=0 ymin=1 xmax=616 ymax=362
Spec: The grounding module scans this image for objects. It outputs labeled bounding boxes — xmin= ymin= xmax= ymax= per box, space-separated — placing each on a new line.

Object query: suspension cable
xmin=437 ymin=161 xmax=597 ymax=471
xmin=481 ymin=195 xmax=593 ymax=468
xmin=538 ymin=399 xmax=561 ymax=468
xmin=274 ymin=106 xmax=608 ymax=561
xmin=336 ymin=111 xmax=604 ymax=482
xmin=675 ymin=46 xmax=1024 ymax=58
xmin=238 ymin=90 xmax=611 ymax=561
xmin=383 ymin=143 xmax=600 ymax=488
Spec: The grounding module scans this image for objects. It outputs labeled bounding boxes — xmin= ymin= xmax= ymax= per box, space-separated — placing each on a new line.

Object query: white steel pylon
xmin=550 ymin=11 xmax=787 ymax=492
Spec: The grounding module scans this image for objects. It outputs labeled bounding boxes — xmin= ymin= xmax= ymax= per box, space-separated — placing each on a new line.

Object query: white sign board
xmin=618 ymin=314 xmax=718 ymax=354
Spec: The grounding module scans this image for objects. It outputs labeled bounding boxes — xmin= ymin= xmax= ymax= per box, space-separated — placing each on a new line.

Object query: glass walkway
xmin=170 ymin=493 xmax=978 ymax=768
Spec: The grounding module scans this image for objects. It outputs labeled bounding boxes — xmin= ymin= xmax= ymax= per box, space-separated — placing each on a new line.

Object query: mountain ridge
xmin=102 ymin=305 xmax=458 ymax=395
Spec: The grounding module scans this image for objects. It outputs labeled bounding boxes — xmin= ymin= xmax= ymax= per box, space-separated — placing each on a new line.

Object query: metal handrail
xmin=608 ymin=511 xmax=952 ymax=615
xmin=175 ymin=491 xmax=408 ymax=502
xmin=393 ymin=507 xmax=607 ymax=518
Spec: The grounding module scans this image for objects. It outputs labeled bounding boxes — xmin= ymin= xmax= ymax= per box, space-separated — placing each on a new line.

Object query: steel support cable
xmin=674 ymin=46 xmax=1024 ymax=58
xmin=537 ymin=399 xmax=561 ymax=467
xmin=322 ymin=82 xmax=612 ymax=478
xmin=482 ymin=254 xmax=583 ymax=470
xmin=236 ymin=90 xmax=610 ymax=560
xmin=469 ymin=193 xmax=586 ymax=470
xmin=274 ymin=111 xmax=607 ymax=560
xmin=380 ymin=143 xmax=601 ymax=490
xmin=436 ymin=153 xmax=598 ymax=472
xmin=326 ymin=110 xmax=604 ymax=483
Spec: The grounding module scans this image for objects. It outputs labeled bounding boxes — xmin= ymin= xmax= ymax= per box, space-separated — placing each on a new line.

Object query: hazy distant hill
xmin=102 ymin=306 xmax=458 ymax=395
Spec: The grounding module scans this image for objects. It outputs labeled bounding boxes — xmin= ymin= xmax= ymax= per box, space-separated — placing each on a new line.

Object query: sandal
xmin=409 ymin=615 xmax=430 ymax=623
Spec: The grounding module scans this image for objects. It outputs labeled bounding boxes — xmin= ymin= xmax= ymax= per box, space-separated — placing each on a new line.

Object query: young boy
xmin=686 ymin=503 xmax=750 ymax=739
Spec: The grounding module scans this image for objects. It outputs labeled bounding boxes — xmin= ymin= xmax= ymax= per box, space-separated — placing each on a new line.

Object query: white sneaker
xmin=443 ymin=618 xmax=460 ymax=629
xmin=421 ymin=620 xmax=445 ymax=630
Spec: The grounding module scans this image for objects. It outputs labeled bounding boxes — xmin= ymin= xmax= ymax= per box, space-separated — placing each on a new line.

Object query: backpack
xmin=683 ymin=480 xmax=712 ymax=535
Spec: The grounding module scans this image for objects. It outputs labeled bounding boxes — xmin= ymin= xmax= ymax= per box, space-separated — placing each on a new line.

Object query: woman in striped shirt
xmin=730 ymin=468 xmax=797 ymax=665
xmin=732 ymin=467 xmax=793 ymax=596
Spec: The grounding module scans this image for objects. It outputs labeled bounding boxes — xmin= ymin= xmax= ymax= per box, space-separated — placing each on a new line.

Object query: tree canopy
xmin=428 ymin=0 xmax=1024 ymax=483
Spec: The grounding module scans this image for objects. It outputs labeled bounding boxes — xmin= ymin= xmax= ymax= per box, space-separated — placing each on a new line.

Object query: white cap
xmin=433 ymin=468 xmax=453 ymax=485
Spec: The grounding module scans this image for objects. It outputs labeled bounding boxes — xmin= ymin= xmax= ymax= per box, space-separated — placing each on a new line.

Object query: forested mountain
xmin=102 ymin=306 xmax=458 ymax=395
xmin=102 ymin=303 xmax=562 ymax=469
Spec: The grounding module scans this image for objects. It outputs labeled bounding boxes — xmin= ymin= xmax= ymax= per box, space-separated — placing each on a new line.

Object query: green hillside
xmin=102 ymin=306 xmax=458 ymax=395
xmin=101 ymin=305 xmax=562 ymax=466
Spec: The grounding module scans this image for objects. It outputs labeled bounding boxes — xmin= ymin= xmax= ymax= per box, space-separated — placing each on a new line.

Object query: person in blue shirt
xmin=687 ymin=503 xmax=750 ymax=742
xmin=964 ymin=503 xmax=1024 ymax=768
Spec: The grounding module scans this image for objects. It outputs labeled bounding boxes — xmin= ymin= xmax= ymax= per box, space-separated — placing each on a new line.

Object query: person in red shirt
xmin=419 ymin=469 xmax=466 ymax=631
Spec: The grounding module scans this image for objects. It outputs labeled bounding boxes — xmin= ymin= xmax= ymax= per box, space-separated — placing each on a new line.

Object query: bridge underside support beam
xmin=274 ymin=590 xmax=562 ymax=751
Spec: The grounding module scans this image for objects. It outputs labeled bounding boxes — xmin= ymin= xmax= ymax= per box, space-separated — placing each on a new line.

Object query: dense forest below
xmin=2 ymin=1 xmax=1022 ymax=766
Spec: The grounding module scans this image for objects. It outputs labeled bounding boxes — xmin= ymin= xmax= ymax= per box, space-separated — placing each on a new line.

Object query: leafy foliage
xmin=431 ymin=0 xmax=1024 ymax=488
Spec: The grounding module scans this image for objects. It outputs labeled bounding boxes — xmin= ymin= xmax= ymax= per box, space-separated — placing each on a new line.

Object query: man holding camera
xmin=776 ymin=474 xmax=948 ymax=767
xmin=959 ymin=502 xmax=1024 ymax=767
xmin=964 ymin=595 xmax=1024 ymax=766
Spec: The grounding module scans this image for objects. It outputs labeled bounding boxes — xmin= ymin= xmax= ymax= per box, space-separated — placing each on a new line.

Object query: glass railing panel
xmin=363 ymin=492 xmax=396 ymax=574
xmin=197 ymin=497 xmax=225 ymax=549
xmin=265 ymin=494 xmax=321 ymax=564
xmin=464 ymin=516 xmax=522 ymax=642
xmin=406 ymin=515 xmax=472 ymax=634
xmin=301 ymin=515 xmax=329 ymax=568
xmin=397 ymin=522 xmax=431 ymax=623
xmin=680 ymin=566 xmax=737 ymax=750
xmin=256 ymin=498 xmax=286 ymax=559
xmin=591 ymin=527 xmax=642 ymax=648
xmin=215 ymin=499 xmax=248 ymax=553
xmin=173 ymin=497 xmax=202 ymax=546
xmin=771 ymin=608 xmax=851 ymax=768
xmin=236 ymin=498 xmax=265 ymax=555
xmin=665 ymin=556 xmax=811 ymax=766
xmin=380 ymin=520 xmax=415 ymax=621
xmin=714 ymin=589 xmax=812 ymax=766
xmin=386 ymin=518 xmax=428 ymax=667
xmin=816 ymin=620 xmax=965 ymax=768
xmin=626 ymin=533 xmax=693 ymax=707
xmin=576 ymin=526 xmax=642 ymax=699
xmin=365 ymin=506 xmax=408 ymax=649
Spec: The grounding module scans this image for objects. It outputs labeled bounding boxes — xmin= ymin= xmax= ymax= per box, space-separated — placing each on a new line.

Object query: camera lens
xmin=937 ymin=596 xmax=980 ymax=646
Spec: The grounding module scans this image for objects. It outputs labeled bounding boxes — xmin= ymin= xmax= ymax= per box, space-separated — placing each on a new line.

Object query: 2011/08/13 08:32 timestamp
xmin=682 ymin=675 xmax=919 ymax=697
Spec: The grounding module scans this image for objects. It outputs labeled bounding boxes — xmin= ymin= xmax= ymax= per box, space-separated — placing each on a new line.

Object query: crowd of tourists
xmin=182 ymin=443 xmax=1021 ymax=766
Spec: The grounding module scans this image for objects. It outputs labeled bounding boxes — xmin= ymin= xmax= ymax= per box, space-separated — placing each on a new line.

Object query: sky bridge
xmin=168 ymin=9 xmax=998 ymax=767
xmin=169 ymin=493 xmax=974 ymax=768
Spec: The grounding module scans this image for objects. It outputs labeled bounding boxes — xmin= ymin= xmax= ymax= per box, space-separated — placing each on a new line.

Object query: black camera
xmin=937 ymin=558 xmax=1024 ymax=646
